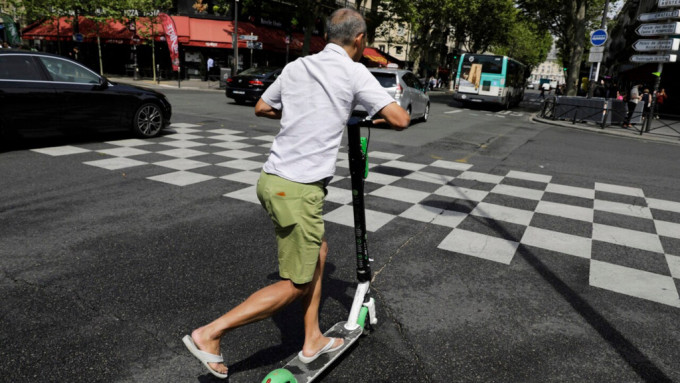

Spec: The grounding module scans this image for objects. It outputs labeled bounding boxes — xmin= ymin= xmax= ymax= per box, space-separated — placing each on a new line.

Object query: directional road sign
xmin=591 ymin=29 xmax=608 ymax=46
xmin=239 ymin=35 xmax=258 ymax=41
xmin=630 ymin=54 xmax=677 ymax=63
xmin=636 ymin=22 xmax=680 ymax=36
xmin=659 ymin=0 xmax=680 ymax=7
xmin=633 ymin=38 xmax=680 ymax=52
xmin=638 ymin=9 xmax=680 ymax=21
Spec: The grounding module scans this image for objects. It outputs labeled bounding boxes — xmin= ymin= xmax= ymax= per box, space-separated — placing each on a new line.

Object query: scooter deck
xmin=282 ymin=321 xmax=363 ymax=382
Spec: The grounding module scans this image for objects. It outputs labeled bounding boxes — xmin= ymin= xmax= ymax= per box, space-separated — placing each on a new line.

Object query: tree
xmin=124 ymin=0 xmax=173 ymax=82
xmin=449 ymin=0 xmax=516 ymax=54
xmin=492 ymin=15 xmax=553 ymax=73
xmin=517 ymin=0 xmax=606 ymax=96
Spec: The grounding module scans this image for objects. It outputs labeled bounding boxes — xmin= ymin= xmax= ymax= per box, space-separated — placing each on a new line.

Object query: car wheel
xmin=422 ymin=103 xmax=430 ymax=122
xmin=234 ymin=98 xmax=246 ymax=105
xmin=133 ymin=103 xmax=164 ymax=138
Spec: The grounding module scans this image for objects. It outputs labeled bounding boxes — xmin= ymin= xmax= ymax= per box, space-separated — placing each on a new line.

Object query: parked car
xmin=0 ymin=50 xmax=172 ymax=139
xmin=527 ymin=83 xmax=535 ymax=89
xmin=225 ymin=66 xmax=282 ymax=104
xmin=353 ymin=68 xmax=430 ymax=124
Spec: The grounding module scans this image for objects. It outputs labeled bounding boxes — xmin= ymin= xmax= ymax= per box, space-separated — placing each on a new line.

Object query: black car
xmin=226 ymin=67 xmax=282 ymax=104
xmin=0 ymin=50 xmax=172 ymax=139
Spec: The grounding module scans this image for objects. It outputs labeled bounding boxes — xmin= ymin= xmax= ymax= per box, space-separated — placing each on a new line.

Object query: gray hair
xmin=326 ymin=8 xmax=366 ymax=46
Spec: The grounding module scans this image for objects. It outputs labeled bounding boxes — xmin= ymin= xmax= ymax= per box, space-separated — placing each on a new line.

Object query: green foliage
xmin=516 ymin=0 xmax=608 ymax=94
xmin=493 ymin=19 xmax=552 ymax=71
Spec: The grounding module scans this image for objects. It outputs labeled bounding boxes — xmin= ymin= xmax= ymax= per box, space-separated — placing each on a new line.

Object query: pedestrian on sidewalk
xmin=655 ymin=88 xmax=667 ymax=119
xmin=181 ymin=8 xmax=409 ymax=380
xmin=624 ymin=84 xmax=641 ymax=128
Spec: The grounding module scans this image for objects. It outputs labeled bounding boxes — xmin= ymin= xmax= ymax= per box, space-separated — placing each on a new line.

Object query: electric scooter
xmin=262 ymin=117 xmax=378 ymax=383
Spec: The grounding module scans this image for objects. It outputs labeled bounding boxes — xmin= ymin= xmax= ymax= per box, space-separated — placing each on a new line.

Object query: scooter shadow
xmin=225 ymin=262 xmax=356 ymax=375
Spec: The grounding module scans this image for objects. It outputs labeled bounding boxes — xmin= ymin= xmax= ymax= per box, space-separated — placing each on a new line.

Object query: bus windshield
xmin=462 ymin=55 xmax=503 ymax=74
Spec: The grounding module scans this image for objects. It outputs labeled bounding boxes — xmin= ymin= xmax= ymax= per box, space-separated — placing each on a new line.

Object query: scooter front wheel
xmin=262 ymin=368 xmax=297 ymax=383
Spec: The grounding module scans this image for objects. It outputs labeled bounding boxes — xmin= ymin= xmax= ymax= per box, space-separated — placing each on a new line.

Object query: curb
xmin=108 ymin=76 xmax=224 ymax=92
xmin=531 ymin=114 xmax=680 ymax=146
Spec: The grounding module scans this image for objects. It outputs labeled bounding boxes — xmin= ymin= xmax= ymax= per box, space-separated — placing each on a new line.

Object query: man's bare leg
xmin=300 ymin=238 xmax=343 ymax=357
xmin=191 ymin=278 xmax=307 ymax=374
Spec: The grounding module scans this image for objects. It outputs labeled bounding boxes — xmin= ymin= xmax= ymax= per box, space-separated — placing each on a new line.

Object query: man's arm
xmin=255 ymin=98 xmax=282 ymax=120
xmin=373 ymin=102 xmax=410 ymax=131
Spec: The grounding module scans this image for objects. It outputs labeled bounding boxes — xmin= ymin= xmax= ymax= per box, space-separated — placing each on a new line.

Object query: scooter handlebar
xmin=347 ymin=116 xmax=375 ymax=128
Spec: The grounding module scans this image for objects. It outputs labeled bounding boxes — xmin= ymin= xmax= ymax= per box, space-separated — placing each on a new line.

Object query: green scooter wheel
xmin=357 ymin=306 xmax=369 ymax=329
xmin=262 ymin=368 xmax=297 ymax=383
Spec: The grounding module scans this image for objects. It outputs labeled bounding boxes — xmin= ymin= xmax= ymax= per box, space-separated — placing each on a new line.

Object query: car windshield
xmin=372 ymin=72 xmax=397 ymax=88
xmin=238 ymin=67 xmax=279 ymax=76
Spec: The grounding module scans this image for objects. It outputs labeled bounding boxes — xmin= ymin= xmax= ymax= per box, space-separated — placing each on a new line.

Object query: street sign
xmin=659 ymin=0 xmax=680 ymax=7
xmin=239 ymin=35 xmax=258 ymax=41
xmin=633 ymin=38 xmax=680 ymax=51
xmin=639 ymin=9 xmax=680 ymax=21
xmin=73 ymin=33 xmax=84 ymax=42
xmin=588 ymin=52 xmax=604 ymax=62
xmin=630 ymin=54 xmax=677 ymax=63
xmin=590 ymin=46 xmax=605 ymax=53
xmin=591 ymin=29 xmax=608 ymax=46
xmin=247 ymin=41 xmax=263 ymax=49
xmin=636 ymin=22 xmax=680 ymax=36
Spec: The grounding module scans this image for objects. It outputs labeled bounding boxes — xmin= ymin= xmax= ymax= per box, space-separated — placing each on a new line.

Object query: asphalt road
xmin=1 ymin=88 xmax=679 ymax=382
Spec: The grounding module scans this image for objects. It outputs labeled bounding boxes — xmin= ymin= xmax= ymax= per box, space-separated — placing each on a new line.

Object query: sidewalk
xmin=532 ymin=114 xmax=680 ymax=146
xmin=106 ymin=75 xmax=225 ymax=92
xmin=106 ymin=74 xmax=454 ymax=95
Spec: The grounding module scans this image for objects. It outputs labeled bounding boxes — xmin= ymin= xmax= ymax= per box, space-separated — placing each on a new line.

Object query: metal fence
xmin=539 ymin=96 xmax=680 ymax=139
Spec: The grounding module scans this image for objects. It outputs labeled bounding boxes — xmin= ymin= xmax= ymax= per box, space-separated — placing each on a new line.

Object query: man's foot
xmin=299 ymin=337 xmax=344 ymax=363
xmin=189 ymin=328 xmax=228 ymax=376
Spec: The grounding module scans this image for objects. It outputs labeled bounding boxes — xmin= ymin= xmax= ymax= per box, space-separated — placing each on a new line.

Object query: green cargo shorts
xmin=256 ymin=171 xmax=325 ymax=284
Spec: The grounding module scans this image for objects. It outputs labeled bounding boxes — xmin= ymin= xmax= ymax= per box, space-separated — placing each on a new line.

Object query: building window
xmin=395 ymin=46 xmax=403 ymax=55
xmin=379 ymin=44 xmax=386 ymax=52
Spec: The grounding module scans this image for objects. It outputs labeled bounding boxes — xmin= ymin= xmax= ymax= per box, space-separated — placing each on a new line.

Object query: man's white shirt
xmin=261 ymin=43 xmax=395 ymax=184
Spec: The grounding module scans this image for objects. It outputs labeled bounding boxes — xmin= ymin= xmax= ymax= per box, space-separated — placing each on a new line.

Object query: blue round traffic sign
xmin=591 ymin=29 xmax=608 ymax=46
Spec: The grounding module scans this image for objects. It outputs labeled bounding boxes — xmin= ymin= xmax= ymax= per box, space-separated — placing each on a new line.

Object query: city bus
xmin=453 ymin=54 xmax=526 ymax=108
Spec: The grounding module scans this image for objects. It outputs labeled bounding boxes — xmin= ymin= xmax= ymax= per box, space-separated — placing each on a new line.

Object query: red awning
xmin=362 ymin=47 xmax=404 ymax=68
xmin=22 ymin=16 xmax=164 ymax=44
xmin=363 ymin=47 xmax=389 ymax=65
xmin=171 ymin=16 xmax=325 ymax=53
xmin=21 ymin=15 xmax=326 ymax=53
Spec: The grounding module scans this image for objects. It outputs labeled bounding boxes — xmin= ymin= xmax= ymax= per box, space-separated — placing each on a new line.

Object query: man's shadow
xmin=225 ymin=262 xmax=356 ymax=375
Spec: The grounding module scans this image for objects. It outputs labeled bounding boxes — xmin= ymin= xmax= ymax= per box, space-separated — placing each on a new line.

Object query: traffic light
xmin=563 ymin=67 xmax=567 ymax=71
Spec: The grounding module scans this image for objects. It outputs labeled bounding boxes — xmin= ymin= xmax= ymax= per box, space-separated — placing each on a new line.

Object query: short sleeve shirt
xmin=261 ymin=43 xmax=395 ymax=184
xmin=630 ymin=87 xmax=639 ymax=104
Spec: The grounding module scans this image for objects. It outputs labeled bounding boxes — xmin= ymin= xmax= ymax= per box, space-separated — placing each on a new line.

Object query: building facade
xmin=528 ymin=43 xmax=566 ymax=86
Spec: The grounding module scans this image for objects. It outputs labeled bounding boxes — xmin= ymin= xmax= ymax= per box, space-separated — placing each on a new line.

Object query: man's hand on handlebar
xmin=376 ymin=102 xmax=410 ymax=130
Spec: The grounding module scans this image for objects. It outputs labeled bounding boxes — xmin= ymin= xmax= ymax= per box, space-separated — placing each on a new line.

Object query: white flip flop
xmin=182 ymin=335 xmax=228 ymax=379
xmin=298 ymin=337 xmax=344 ymax=364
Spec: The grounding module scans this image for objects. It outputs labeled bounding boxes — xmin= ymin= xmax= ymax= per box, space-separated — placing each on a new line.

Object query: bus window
xmin=463 ymin=55 xmax=503 ymax=74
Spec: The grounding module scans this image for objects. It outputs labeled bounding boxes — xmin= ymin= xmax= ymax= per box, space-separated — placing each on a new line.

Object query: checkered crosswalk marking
xmin=31 ymin=123 xmax=680 ymax=308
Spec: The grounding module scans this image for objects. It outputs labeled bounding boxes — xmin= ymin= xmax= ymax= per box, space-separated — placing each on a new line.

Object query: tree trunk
xmin=301 ymin=1 xmax=319 ymax=57
xmin=566 ymin=0 xmax=587 ymax=96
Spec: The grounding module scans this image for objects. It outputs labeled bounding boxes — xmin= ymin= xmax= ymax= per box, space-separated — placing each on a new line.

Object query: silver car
xmin=354 ymin=68 xmax=430 ymax=124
